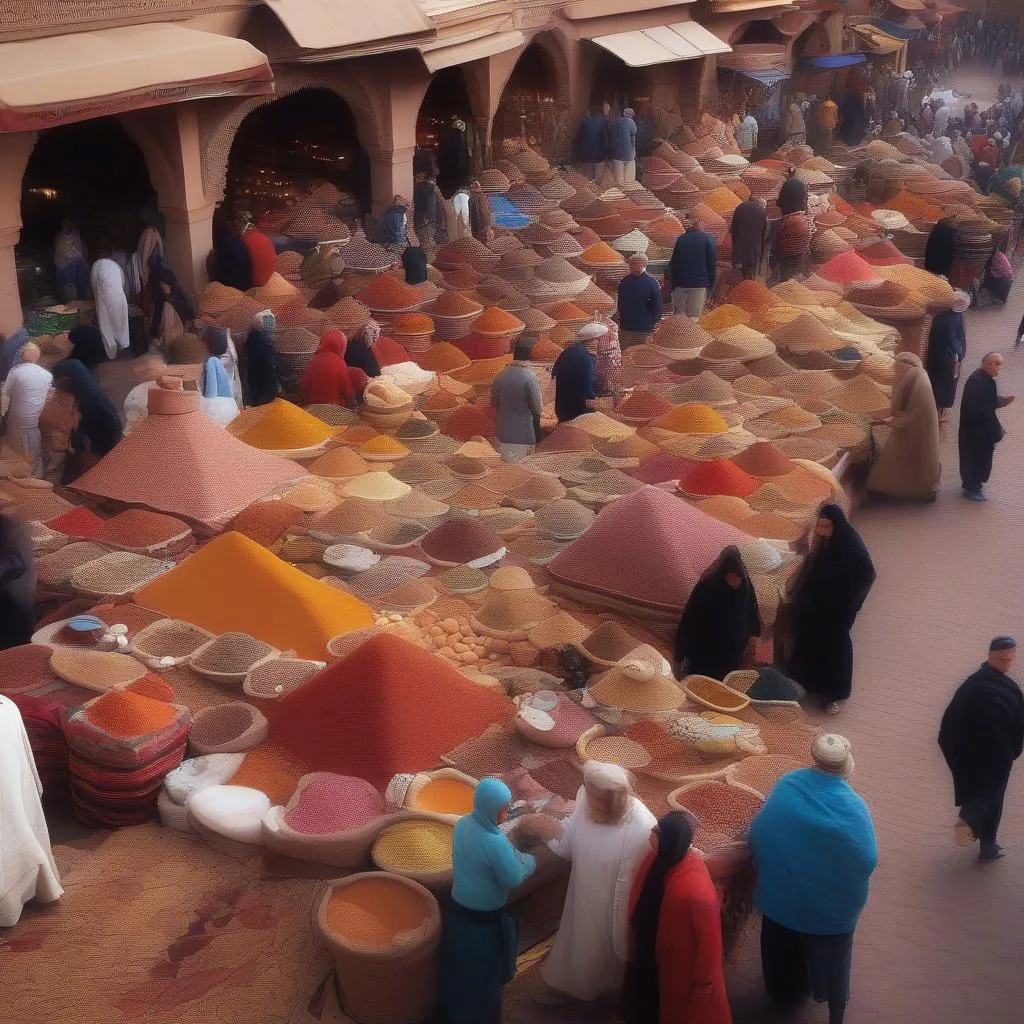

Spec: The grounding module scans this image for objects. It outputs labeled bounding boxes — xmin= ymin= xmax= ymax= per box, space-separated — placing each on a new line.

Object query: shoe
xmin=964 ymin=489 xmax=988 ymax=502
xmin=824 ymin=701 xmax=842 ymax=715
xmin=979 ymin=843 xmax=1006 ymax=863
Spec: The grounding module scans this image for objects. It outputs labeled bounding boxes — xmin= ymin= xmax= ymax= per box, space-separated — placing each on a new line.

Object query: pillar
xmin=0 ymin=131 xmax=38 ymax=338
xmin=367 ymin=144 xmax=416 ymax=210
xmin=161 ymin=203 xmax=215 ymax=298
xmin=0 ymin=226 xmax=21 ymax=339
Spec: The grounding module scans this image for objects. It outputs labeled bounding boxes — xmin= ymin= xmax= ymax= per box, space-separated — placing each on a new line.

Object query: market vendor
xmin=440 ymin=778 xmax=549 ymax=1024
xmin=552 ymin=323 xmax=603 ymax=422
xmin=616 ymin=253 xmax=662 ymax=347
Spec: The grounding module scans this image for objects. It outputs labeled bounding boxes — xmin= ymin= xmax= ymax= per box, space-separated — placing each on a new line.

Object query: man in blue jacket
xmin=668 ymin=218 xmax=717 ymax=317
xmin=576 ymin=106 xmax=608 ymax=180
xmin=608 ymin=108 xmax=637 ymax=184
xmin=616 ymin=254 xmax=662 ymax=347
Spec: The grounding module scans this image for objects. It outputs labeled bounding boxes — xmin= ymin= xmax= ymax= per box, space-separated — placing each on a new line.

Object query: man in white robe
xmin=535 ymin=761 xmax=657 ymax=1004
xmin=90 ymin=255 xmax=130 ymax=360
xmin=0 ymin=695 xmax=63 ymax=926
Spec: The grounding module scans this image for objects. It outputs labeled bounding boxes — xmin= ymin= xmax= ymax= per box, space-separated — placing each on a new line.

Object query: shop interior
xmin=17 ymin=118 xmax=156 ymax=308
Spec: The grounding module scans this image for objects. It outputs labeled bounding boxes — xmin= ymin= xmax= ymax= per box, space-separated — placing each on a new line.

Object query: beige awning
xmin=420 ymin=29 xmax=526 ymax=73
xmin=265 ymin=0 xmax=433 ymax=51
xmin=591 ymin=22 xmax=731 ymax=67
xmin=563 ymin=0 xmax=693 ymax=18
xmin=0 ymin=24 xmax=271 ymax=133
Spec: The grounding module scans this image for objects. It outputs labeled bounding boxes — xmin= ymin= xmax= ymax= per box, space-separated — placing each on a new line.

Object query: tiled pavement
xmin=510 ymin=64 xmax=1024 ymax=1024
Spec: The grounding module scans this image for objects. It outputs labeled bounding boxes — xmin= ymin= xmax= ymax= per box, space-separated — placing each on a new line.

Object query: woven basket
xmin=243 ymin=657 xmax=326 ymax=700
xmin=666 ymin=778 xmax=764 ymax=841
xmin=683 ymin=675 xmax=751 ymax=713
xmin=49 ymin=647 xmax=148 ymax=692
xmin=724 ymin=754 xmax=803 ymax=799
xmin=69 ymin=551 xmax=173 ymax=598
xmin=316 ymin=873 xmax=441 ymax=1024
xmin=722 ymin=670 xmax=759 ymax=695
xmin=188 ymin=633 xmax=280 ymax=687
xmin=371 ymin=818 xmax=454 ymax=888
xmin=575 ymin=724 xmax=653 ymax=770
xmin=394 ymin=768 xmax=478 ymax=826
xmin=188 ymin=701 xmax=269 ymax=756
xmin=129 ymin=618 xmax=214 ymax=669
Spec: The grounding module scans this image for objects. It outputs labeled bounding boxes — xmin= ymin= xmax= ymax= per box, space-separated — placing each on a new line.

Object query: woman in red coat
xmin=621 ymin=811 xmax=731 ymax=1024
xmin=299 ymin=331 xmax=366 ymax=407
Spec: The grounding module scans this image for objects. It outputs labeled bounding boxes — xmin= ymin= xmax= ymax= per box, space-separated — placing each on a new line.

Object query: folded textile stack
xmin=63 ymin=691 xmax=193 ymax=827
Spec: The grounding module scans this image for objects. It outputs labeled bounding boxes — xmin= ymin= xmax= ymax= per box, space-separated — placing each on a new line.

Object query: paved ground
xmin=510 ymin=63 xmax=1024 ymax=1024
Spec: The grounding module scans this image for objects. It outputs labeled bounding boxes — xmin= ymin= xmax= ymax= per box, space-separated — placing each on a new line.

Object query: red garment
xmin=628 ymin=851 xmax=731 ymax=1024
xmin=300 ymin=331 xmax=358 ymax=406
xmin=244 ymin=229 xmax=278 ymax=287
xmin=979 ymin=144 xmax=998 ymax=167
xmin=969 ymin=134 xmax=989 ymax=161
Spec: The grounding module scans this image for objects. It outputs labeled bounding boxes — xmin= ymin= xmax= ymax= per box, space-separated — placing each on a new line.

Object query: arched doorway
xmin=588 ymin=47 xmax=652 ymax=117
xmin=224 ymin=87 xmax=366 ymax=228
xmin=493 ymin=42 xmax=563 ymax=159
xmin=18 ymin=117 xmax=156 ymax=306
xmin=416 ymin=67 xmax=479 ymax=197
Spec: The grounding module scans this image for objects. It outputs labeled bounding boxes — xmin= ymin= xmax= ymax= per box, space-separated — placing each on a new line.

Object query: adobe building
xmin=0 ymin=0 xmax=849 ymax=335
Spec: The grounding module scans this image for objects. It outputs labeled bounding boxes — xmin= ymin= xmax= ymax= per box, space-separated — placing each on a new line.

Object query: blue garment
xmin=0 ymin=327 xmax=29 ymax=383
xmin=608 ymin=115 xmax=637 ymax=161
xmin=202 ymin=357 xmax=234 ymax=399
xmin=747 ymin=768 xmax=877 ymax=935
xmin=617 ymin=271 xmax=663 ymax=332
xmin=669 ymin=227 xmax=717 ymax=291
xmin=551 ymin=341 xmax=597 ymax=423
xmin=577 ymin=114 xmax=608 ymax=163
xmin=451 ymin=777 xmax=535 ymax=913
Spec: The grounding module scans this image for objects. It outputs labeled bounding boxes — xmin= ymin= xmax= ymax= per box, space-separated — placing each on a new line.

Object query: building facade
xmin=0 ymin=0 xmax=909 ymax=333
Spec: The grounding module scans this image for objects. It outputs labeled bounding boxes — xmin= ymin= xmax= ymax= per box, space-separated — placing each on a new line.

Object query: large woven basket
xmin=188 ymin=633 xmax=281 ymax=687
xmin=129 ymin=618 xmax=214 ymax=670
xmin=392 ymin=767 xmax=478 ymax=825
xmin=370 ymin=818 xmax=454 ymax=888
xmin=316 ymin=873 xmax=441 ymax=1024
xmin=188 ymin=701 xmax=269 ymax=756
xmin=683 ymin=674 xmax=751 ymax=714
xmin=243 ymin=656 xmax=326 ymax=700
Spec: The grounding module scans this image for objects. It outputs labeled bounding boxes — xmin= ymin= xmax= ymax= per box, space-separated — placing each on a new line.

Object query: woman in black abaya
xmin=786 ymin=505 xmax=875 ymax=714
xmin=674 ymin=545 xmax=761 ymax=680
xmin=924 ymin=218 xmax=957 ymax=278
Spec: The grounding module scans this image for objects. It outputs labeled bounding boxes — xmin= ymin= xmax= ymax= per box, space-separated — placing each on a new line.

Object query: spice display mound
xmin=231 ymin=399 xmax=335 ymax=451
xmin=320 ymin=872 xmax=435 ymax=950
xmin=137 ymin=532 xmax=375 ymax=660
xmin=71 ymin=386 xmax=305 ymax=529
xmin=266 ymin=633 xmax=512 ymax=788
xmin=548 ymin=486 xmax=750 ymax=616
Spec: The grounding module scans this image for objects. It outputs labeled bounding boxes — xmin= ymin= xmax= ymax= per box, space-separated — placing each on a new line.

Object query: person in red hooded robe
xmin=620 ymin=811 xmax=731 ymax=1024
xmin=300 ymin=331 xmax=367 ymax=406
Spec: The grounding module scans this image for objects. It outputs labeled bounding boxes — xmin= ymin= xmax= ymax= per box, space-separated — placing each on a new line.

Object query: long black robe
xmin=730 ymin=200 xmax=768 ymax=275
xmin=924 ymin=219 xmax=957 ymax=277
xmin=0 ymin=514 xmax=35 ymax=650
xmin=551 ymin=342 xmax=596 ymax=423
xmin=958 ymin=367 xmax=1005 ymax=491
xmin=50 ymin=359 xmax=123 ymax=483
xmin=787 ymin=504 xmax=876 ymax=702
xmin=925 ymin=309 xmax=966 ymax=409
xmin=674 ymin=546 xmax=761 ymax=680
xmin=244 ymin=329 xmax=280 ymax=407
xmin=345 ymin=337 xmax=381 ymax=379
xmin=939 ymin=664 xmax=1024 ymax=807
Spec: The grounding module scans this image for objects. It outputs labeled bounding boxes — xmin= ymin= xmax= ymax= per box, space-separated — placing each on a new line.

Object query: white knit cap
xmin=811 ymin=733 xmax=853 ymax=779
xmin=576 ymin=322 xmax=609 ymax=342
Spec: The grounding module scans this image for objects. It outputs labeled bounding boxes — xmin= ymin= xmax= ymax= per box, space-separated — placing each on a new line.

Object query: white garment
xmin=452 ymin=191 xmax=471 ymax=240
xmin=542 ymin=789 xmax=657 ymax=1000
xmin=0 ymin=696 xmax=63 ymax=926
xmin=124 ymin=381 xmax=238 ymax=430
xmin=931 ymin=136 xmax=954 ymax=164
xmin=221 ymin=337 xmax=244 ymax=410
xmin=934 ymin=105 xmax=951 ymax=136
xmin=3 ymin=363 xmax=51 ymax=478
xmin=91 ymin=258 xmax=131 ymax=360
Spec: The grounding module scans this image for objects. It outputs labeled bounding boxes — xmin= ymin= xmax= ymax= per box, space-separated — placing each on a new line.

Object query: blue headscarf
xmin=472 ymin=777 xmax=513 ymax=834
xmin=202 ymin=356 xmax=234 ymax=399
xmin=451 ymin=776 xmax=535 ymax=912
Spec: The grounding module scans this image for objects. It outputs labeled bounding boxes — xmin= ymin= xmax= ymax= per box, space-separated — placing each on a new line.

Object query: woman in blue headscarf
xmin=440 ymin=777 xmax=539 ymax=1024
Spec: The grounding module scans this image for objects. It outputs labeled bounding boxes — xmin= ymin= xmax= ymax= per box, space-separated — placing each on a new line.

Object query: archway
xmin=493 ymin=42 xmax=564 ymax=158
xmin=587 ymin=46 xmax=652 ymax=116
xmin=416 ymin=67 xmax=479 ymax=196
xmin=731 ymin=20 xmax=789 ymax=46
xmin=18 ymin=117 xmax=156 ymax=307
xmin=224 ymin=87 xmax=366 ymax=226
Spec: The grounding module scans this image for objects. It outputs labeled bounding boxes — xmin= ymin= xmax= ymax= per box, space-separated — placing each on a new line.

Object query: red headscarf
xmin=300 ymin=330 xmax=357 ymax=406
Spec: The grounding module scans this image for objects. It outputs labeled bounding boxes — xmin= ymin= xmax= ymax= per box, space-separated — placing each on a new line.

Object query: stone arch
xmin=491 ymin=30 xmax=574 ymax=160
xmin=199 ymin=68 xmax=386 ymax=206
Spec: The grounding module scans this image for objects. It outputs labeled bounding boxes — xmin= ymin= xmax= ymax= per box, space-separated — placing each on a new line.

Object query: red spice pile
xmin=442 ymin=403 xmax=497 ymax=441
xmin=46 ymin=506 xmax=106 ymax=540
xmin=266 ymin=634 xmax=512 ymax=788
xmin=680 ymin=459 xmax=760 ymax=498
xmin=420 ymin=517 xmax=505 ymax=564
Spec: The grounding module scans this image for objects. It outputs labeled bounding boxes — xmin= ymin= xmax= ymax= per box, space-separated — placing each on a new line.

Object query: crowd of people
xmin=4 ymin=41 xmax=1024 ymax=1023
